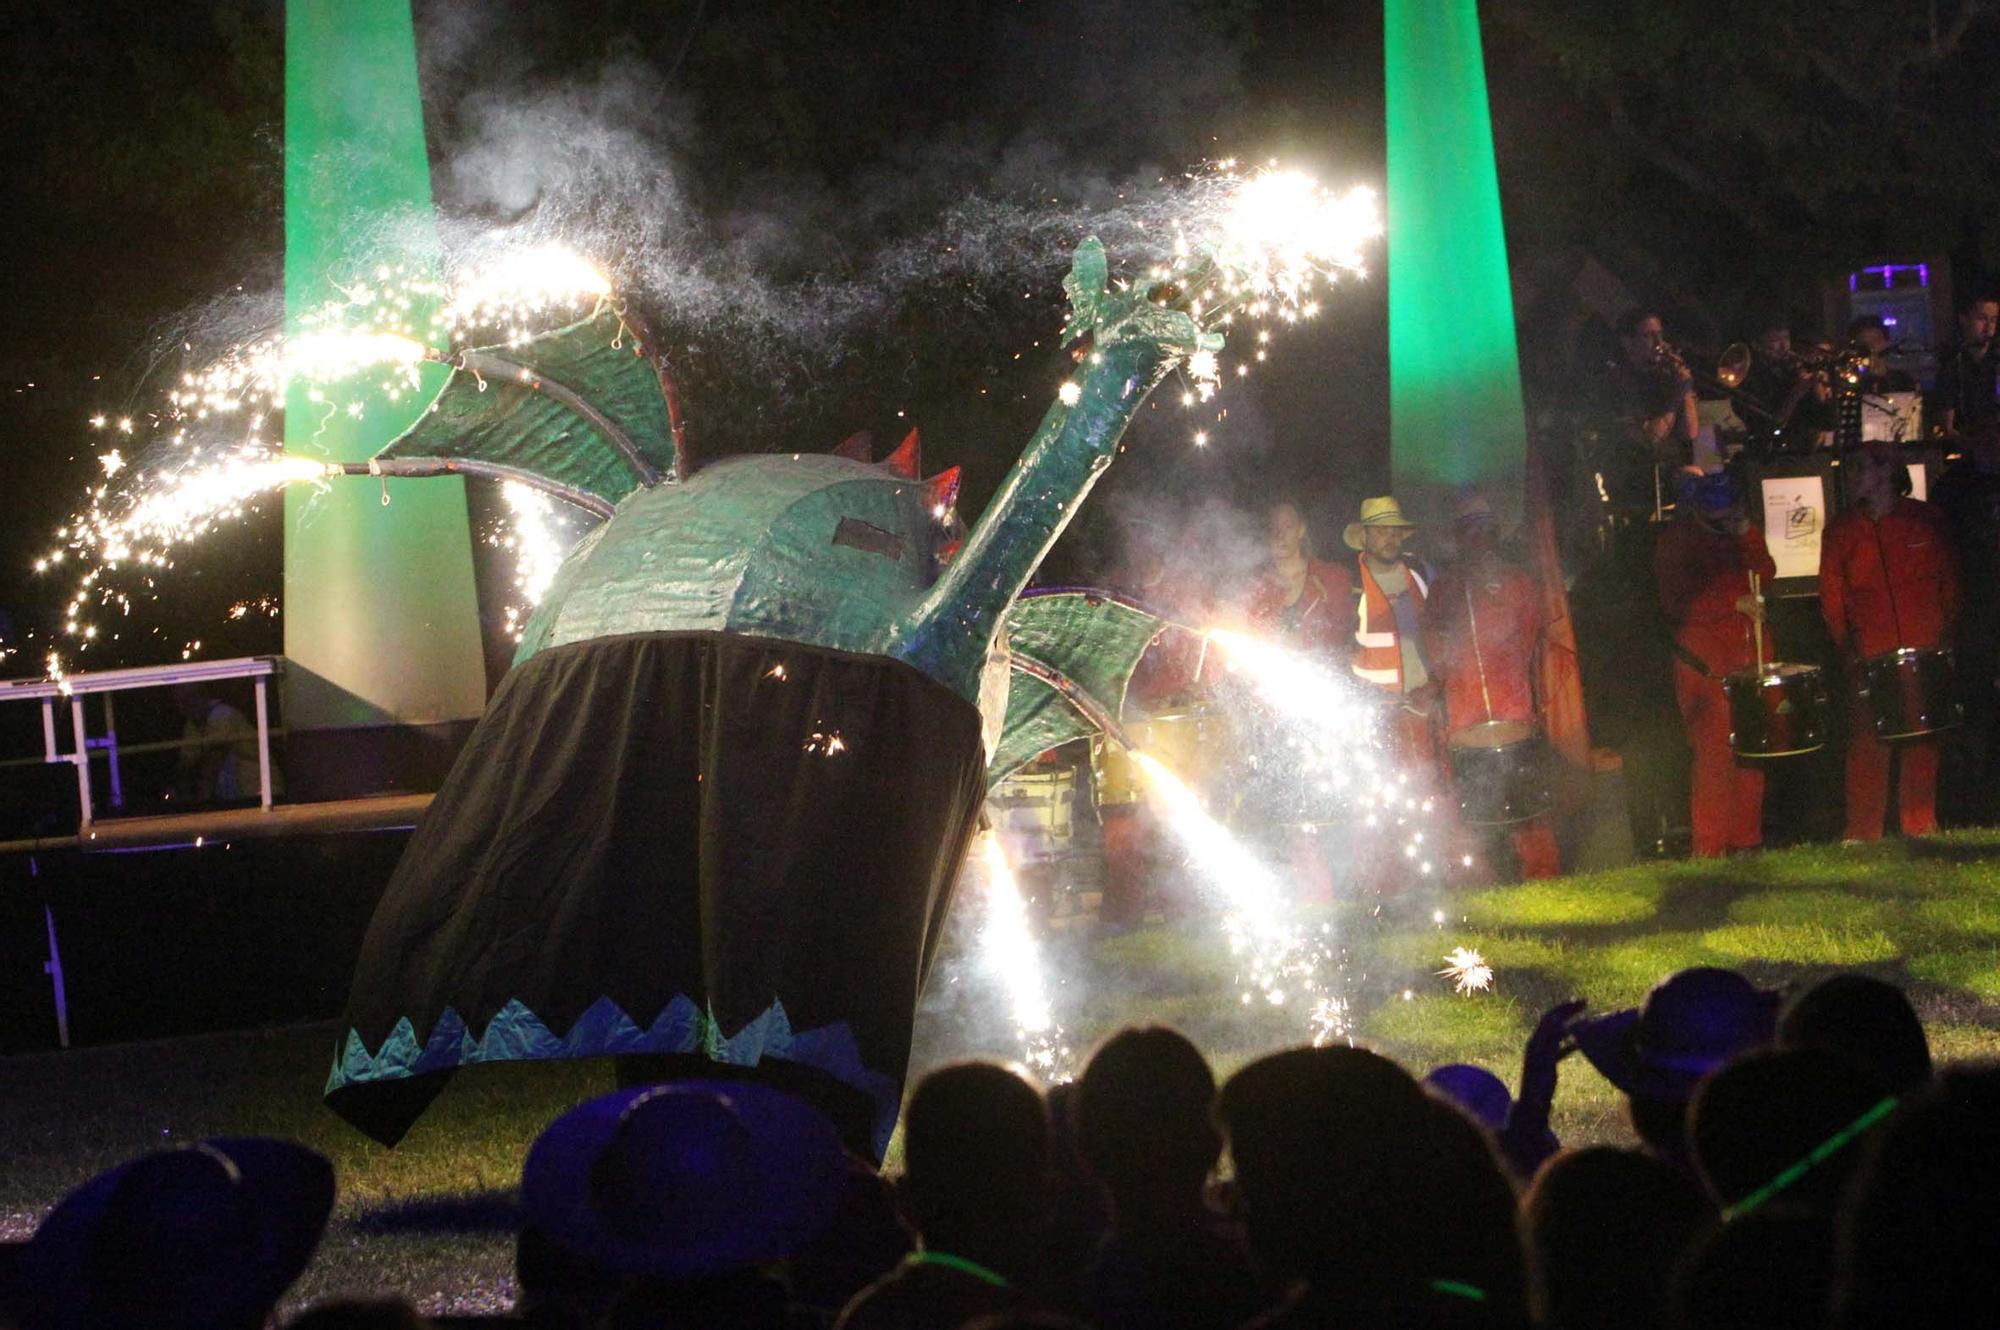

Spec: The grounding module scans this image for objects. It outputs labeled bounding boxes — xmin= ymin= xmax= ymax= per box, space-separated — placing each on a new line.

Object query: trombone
xmin=1655 ymin=339 xmax=1756 ymax=400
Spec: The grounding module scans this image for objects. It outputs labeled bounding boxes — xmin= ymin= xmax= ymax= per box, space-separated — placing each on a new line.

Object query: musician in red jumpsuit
xmin=1820 ymin=441 xmax=1960 ymax=839
xmin=1423 ymin=494 xmax=1561 ymax=878
xmin=1654 ymin=471 xmax=1777 ymax=857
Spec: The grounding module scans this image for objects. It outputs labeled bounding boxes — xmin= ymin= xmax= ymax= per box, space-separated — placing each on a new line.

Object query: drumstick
xmin=1750 ymin=570 xmax=1765 ymax=671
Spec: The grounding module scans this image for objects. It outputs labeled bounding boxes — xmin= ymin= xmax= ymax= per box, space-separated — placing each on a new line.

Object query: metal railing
xmin=0 ymin=656 xmax=281 ymax=829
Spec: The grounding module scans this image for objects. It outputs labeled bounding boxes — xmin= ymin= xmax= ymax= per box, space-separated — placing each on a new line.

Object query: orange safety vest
xmin=1352 ymin=555 xmax=1428 ymax=691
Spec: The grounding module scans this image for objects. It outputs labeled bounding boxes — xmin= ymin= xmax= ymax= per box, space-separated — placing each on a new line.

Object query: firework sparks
xmin=1211 ymin=168 xmax=1380 ymax=303
xmin=40 ymin=243 xmax=614 ymax=654
xmin=441 ymin=243 xmax=613 ymax=345
xmin=1205 ymin=627 xmax=1444 ymax=881
xmin=977 ymin=833 xmax=1071 ymax=1080
xmin=803 ymin=729 xmax=847 ymax=756
xmin=1150 ymin=163 xmax=1380 ymax=444
xmin=492 ymin=481 xmax=574 ymax=641
xmin=1439 ymin=946 xmax=1494 ymax=995
xmin=1132 ymin=751 xmax=1345 ymax=1043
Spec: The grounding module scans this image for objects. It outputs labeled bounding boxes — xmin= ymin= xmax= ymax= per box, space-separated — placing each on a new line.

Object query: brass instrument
xmin=1779 ymin=343 xmax=1871 ymax=389
xmin=1655 ymin=339 xmax=1755 ymax=398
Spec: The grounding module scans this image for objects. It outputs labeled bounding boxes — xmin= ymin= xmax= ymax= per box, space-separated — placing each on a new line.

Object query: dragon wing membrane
xmin=376 ymin=309 xmax=681 ymax=513
xmin=990 ymin=588 xmax=1175 ymax=790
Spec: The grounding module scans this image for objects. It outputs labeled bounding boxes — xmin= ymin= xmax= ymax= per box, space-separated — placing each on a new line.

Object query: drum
xmin=1724 ymin=662 xmax=1830 ymax=758
xmin=989 ymin=761 xmax=1076 ymax=843
xmin=1857 ymin=647 xmax=1960 ymax=741
xmin=1446 ymin=720 xmax=1553 ymax=826
xmin=1092 ymin=706 xmax=1225 ymax=808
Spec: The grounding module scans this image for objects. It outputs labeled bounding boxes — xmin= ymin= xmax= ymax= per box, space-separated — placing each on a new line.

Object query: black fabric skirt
xmin=325 ymin=630 xmax=987 ymax=1158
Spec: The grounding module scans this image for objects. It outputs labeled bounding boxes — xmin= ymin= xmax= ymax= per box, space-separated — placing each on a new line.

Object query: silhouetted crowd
xmin=3 ymin=967 xmax=1995 ymax=1330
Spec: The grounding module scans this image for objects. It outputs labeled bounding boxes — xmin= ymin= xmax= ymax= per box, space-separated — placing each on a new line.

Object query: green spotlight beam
xmin=283 ymin=0 xmax=486 ymax=734
xmin=1385 ymin=0 xmax=1528 ymax=522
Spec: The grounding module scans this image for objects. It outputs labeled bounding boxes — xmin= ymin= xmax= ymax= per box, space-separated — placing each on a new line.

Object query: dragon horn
xmin=926 ymin=465 xmax=961 ymax=512
xmin=884 ymin=429 xmax=922 ymax=479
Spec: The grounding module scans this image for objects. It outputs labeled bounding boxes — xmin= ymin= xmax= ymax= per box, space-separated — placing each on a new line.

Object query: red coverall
xmin=1819 ymin=498 xmax=1959 ymax=838
xmin=1655 ymin=516 xmax=1777 ymax=857
xmin=1245 ymin=559 xmax=1348 ymax=661
xmin=1423 ymin=565 xmax=1562 ymax=879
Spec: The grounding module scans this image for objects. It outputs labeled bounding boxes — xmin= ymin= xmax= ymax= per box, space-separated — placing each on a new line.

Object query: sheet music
xmin=1762 ymin=475 xmax=1825 ymax=580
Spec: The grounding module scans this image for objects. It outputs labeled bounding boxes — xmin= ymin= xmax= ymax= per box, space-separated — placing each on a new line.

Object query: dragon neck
xmin=894 ymin=333 xmax=1180 ymax=700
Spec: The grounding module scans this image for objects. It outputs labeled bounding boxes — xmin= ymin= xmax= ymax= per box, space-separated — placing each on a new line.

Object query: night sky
xmin=1 ymin=0 xmax=1994 ymax=675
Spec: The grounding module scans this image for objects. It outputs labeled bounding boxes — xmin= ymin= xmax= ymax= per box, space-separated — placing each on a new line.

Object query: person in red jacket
xmin=1820 ymin=441 xmax=1960 ymax=839
xmin=1423 ymin=494 xmax=1561 ymax=878
xmin=1244 ymin=500 xmax=1346 ymax=662
xmin=1240 ymin=499 xmax=1349 ymax=904
xmin=1655 ymin=471 xmax=1777 ymax=857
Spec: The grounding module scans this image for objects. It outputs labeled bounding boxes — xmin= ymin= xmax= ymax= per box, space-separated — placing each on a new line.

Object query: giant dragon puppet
xmin=325 ymin=235 xmax=1290 ymax=1156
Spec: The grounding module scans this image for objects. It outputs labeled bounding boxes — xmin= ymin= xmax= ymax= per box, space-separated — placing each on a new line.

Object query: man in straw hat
xmin=1423 ymin=491 xmax=1561 ymax=878
xmin=1331 ymin=496 xmax=1436 ymax=753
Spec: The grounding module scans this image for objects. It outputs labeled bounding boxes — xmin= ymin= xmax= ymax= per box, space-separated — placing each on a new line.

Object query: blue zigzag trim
xmin=327 ymin=994 xmax=903 ymax=1158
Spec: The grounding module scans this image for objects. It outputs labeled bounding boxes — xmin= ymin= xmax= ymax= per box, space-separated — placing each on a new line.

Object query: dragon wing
xmin=989 ymin=587 xmax=1182 ymax=791
xmin=375 ymin=308 xmax=681 ymax=515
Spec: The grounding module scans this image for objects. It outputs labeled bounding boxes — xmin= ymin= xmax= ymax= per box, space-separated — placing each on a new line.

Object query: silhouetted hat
xmin=522 ymin=1081 xmax=848 ymax=1281
xmin=1570 ymin=968 xmax=1780 ymax=1102
xmin=1450 ymin=492 xmax=1500 ymax=528
xmin=1422 ymin=1064 xmax=1513 ymax=1131
xmin=18 ymin=1137 xmax=334 ymax=1330
xmin=1343 ymin=495 xmax=1418 ymax=550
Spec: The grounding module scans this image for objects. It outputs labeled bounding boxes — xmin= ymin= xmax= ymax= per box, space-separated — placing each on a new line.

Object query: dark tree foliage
xmin=1484 ymin=0 xmax=2000 ymax=344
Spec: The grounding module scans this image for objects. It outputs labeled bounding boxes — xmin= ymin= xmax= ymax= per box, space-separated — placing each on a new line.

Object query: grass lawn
xmin=5 ymin=830 xmax=1999 ymax=1314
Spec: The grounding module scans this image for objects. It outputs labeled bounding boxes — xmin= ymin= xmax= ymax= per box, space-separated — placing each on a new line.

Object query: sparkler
xmin=38 ymin=244 xmax=614 ymax=657
xmin=977 ymin=833 xmax=1071 ymax=1080
xmin=1439 ymin=946 xmax=1494 ymax=995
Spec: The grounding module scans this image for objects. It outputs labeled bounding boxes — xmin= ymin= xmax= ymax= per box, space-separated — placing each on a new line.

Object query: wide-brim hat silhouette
xmin=18 ymin=1136 xmax=334 ymax=1330
xmin=1343 ymin=495 xmax=1418 ymax=550
xmin=522 ymin=1080 xmax=848 ymax=1282
xmin=1570 ymin=968 xmax=1781 ymax=1103
xmin=1450 ymin=492 xmax=1500 ymax=527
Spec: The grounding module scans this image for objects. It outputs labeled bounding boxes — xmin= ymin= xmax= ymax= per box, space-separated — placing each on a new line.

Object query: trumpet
xmin=1771 ymin=343 xmax=1871 ymax=388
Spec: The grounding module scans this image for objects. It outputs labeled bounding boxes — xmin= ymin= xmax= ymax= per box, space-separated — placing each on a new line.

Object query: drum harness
xmin=1464 ymin=580 xmax=1496 ymax=724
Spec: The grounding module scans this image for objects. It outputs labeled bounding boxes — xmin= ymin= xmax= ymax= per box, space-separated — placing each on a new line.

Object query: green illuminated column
xmin=283 ymin=0 xmax=485 ymax=754
xmin=1385 ymin=0 xmax=1528 ymax=521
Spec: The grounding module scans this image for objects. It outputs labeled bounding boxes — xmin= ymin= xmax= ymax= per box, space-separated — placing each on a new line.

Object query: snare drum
xmin=1446 ymin=720 xmax=1553 ymax=826
xmin=1725 ymin=662 xmax=1830 ymax=758
xmin=1857 ymin=647 xmax=1959 ymax=741
xmin=1092 ymin=706 xmax=1225 ymax=807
